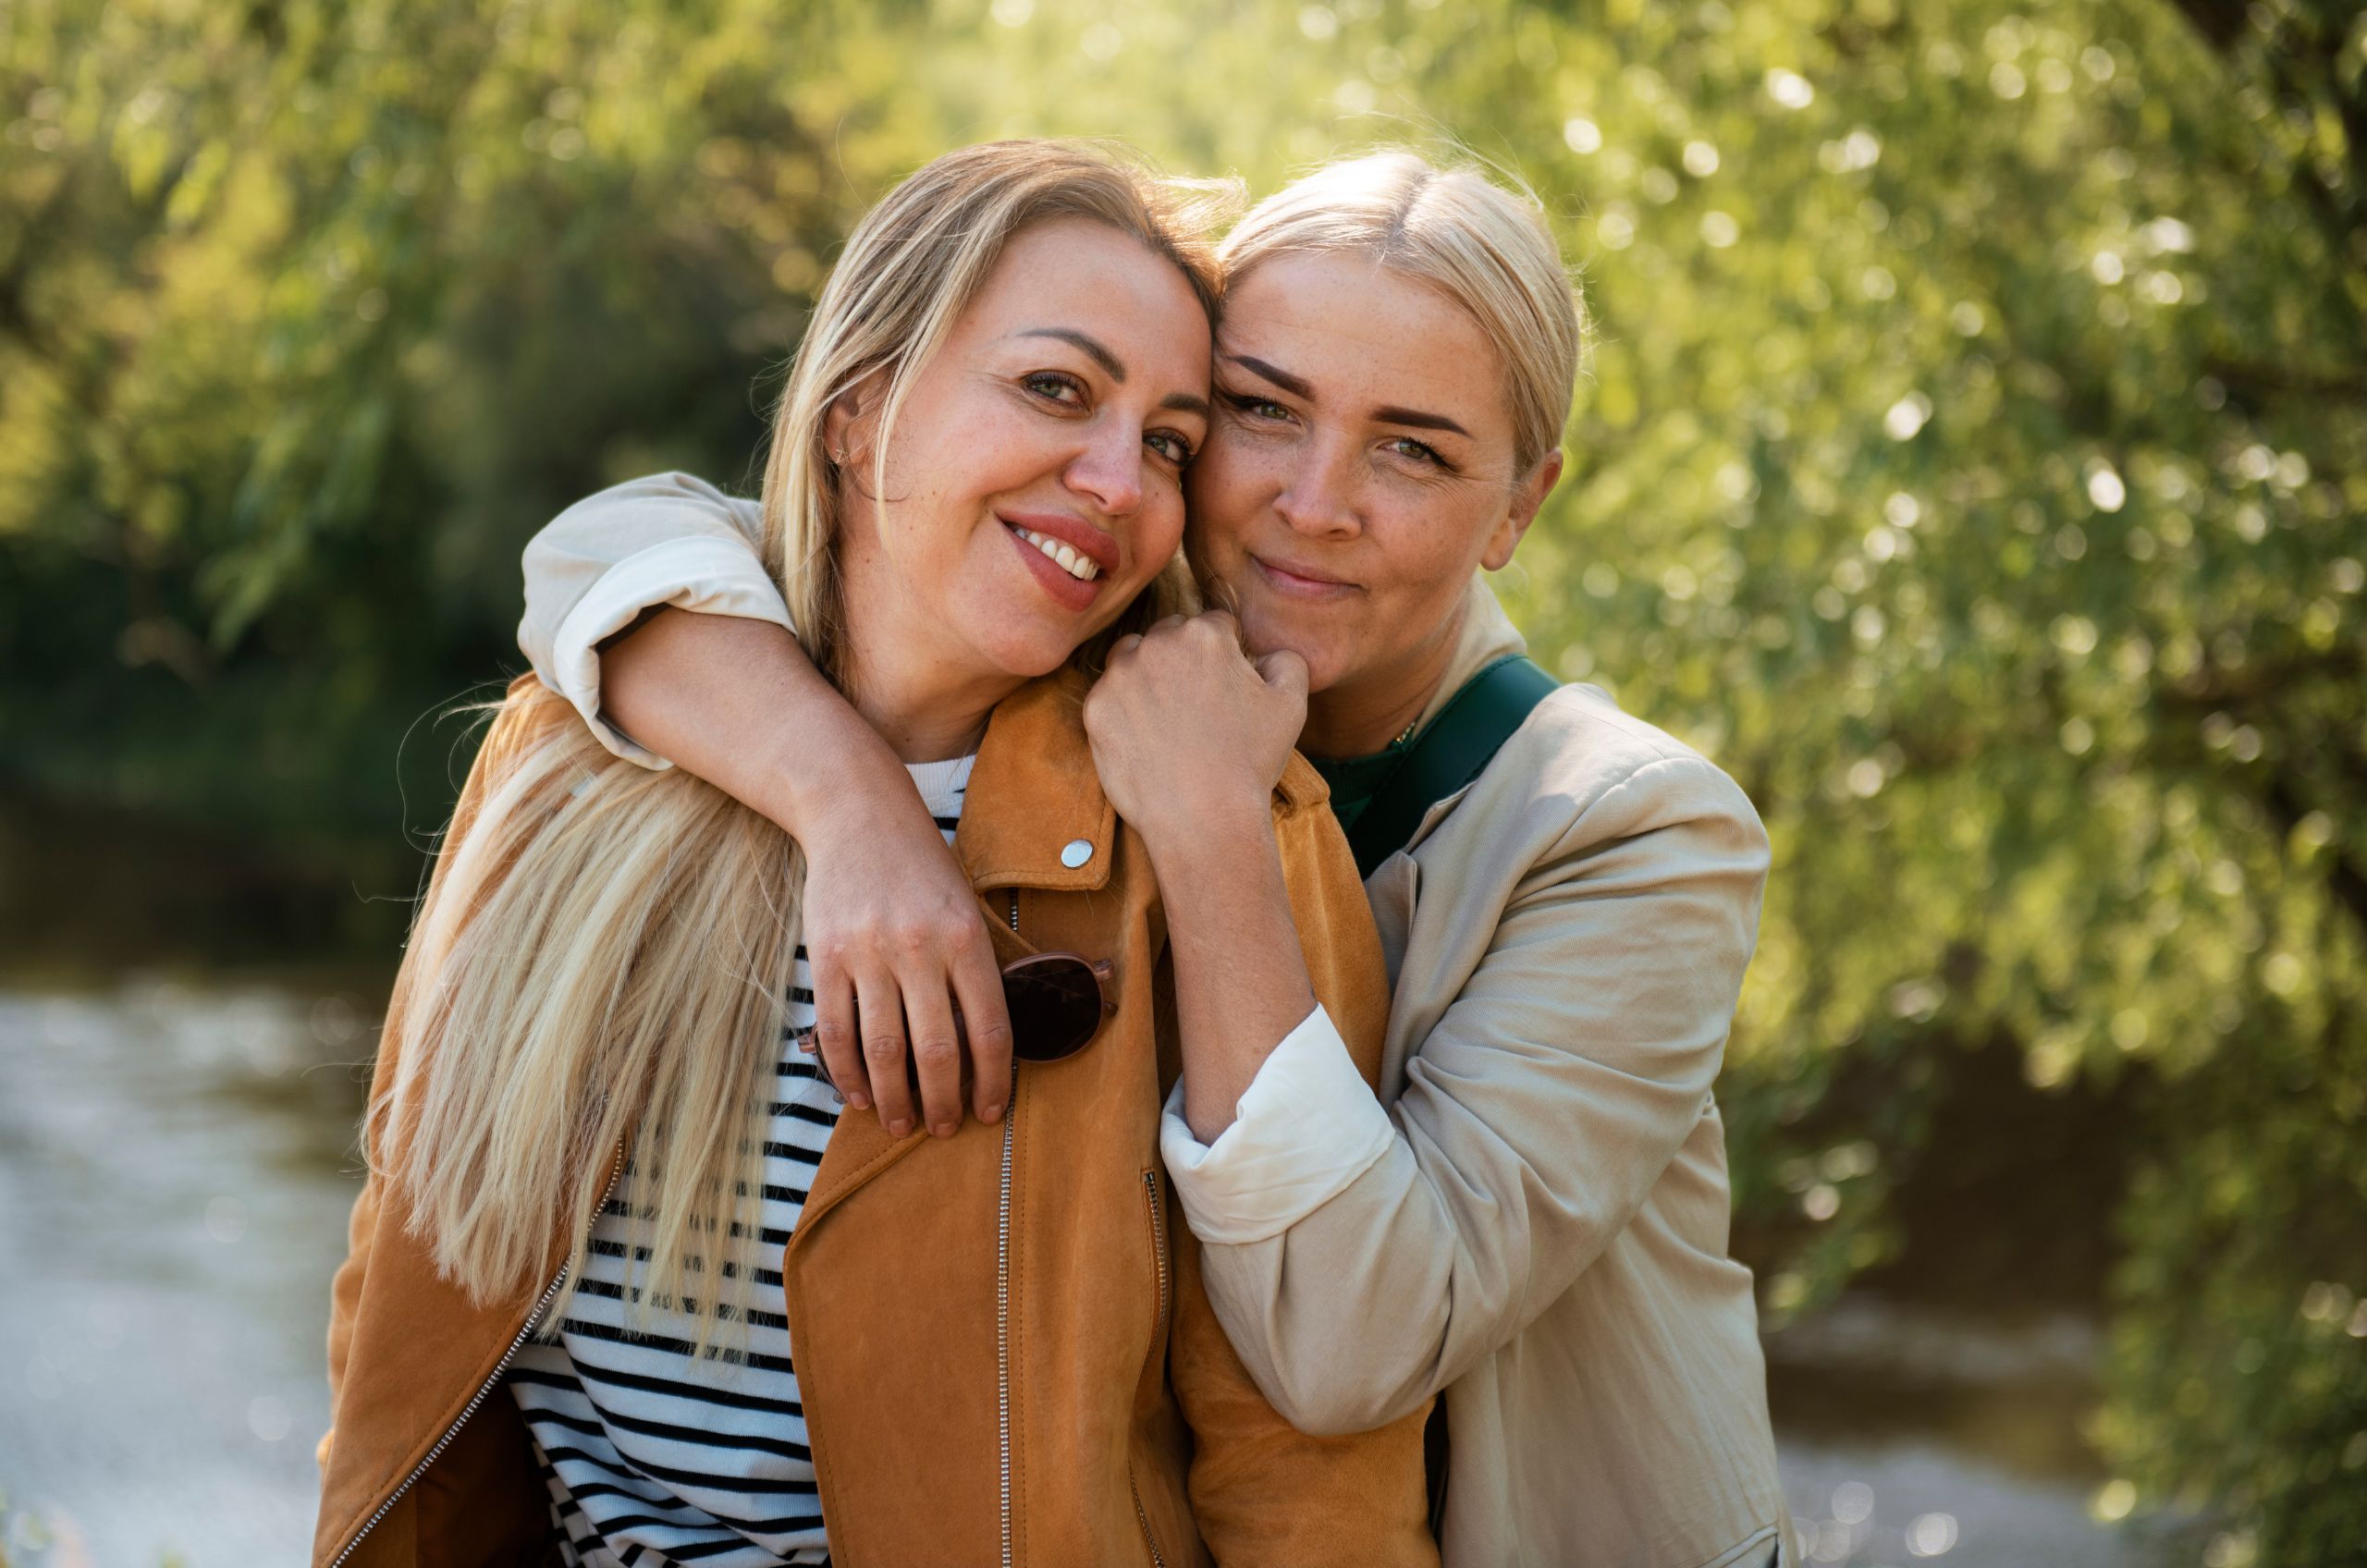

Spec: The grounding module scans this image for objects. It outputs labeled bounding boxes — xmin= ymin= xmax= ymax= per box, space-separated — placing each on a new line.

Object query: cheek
xmin=875 ymin=429 xmax=975 ymax=555
xmin=1125 ymin=485 xmax=1189 ymax=590
xmin=1178 ymin=454 xmax=1258 ymax=566
xmin=1372 ymin=494 xmax=1495 ymax=597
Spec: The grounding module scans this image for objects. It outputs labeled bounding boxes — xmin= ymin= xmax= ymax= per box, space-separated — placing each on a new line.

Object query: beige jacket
xmin=1199 ymin=583 xmax=1789 ymax=1568
xmin=515 ymin=474 xmax=1791 ymax=1568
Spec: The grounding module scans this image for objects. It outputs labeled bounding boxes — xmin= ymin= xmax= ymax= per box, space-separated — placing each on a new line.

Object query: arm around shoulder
xmin=516 ymin=472 xmax=782 ymax=764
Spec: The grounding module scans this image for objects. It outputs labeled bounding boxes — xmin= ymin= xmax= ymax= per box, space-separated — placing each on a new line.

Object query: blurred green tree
xmin=3 ymin=0 xmax=2361 ymax=1556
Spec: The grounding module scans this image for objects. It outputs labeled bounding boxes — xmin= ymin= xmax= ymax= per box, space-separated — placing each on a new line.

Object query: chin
xmin=1237 ymin=606 xmax=1346 ymax=693
xmin=982 ymin=626 xmax=1090 ymax=680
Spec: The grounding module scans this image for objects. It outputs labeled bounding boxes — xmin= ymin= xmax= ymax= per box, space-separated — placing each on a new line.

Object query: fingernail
xmin=847 ymin=1091 xmax=870 ymax=1110
xmin=931 ymin=1121 xmax=956 ymax=1139
xmin=887 ymin=1118 xmax=911 ymax=1137
xmin=984 ymin=1102 xmax=1007 ymax=1122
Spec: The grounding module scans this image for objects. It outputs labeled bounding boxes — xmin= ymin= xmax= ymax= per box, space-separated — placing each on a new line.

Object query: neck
xmin=1299 ymin=602 xmax=1468 ymax=760
xmin=847 ymin=669 xmax=1003 ymax=763
xmin=836 ymin=548 xmax=1015 ymax=764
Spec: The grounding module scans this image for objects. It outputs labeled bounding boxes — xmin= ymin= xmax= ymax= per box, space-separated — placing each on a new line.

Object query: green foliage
xmin=5 ymin=0 xmax=2363 ymax=1554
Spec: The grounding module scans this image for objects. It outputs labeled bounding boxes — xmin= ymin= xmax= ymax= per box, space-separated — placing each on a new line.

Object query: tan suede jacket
xmin=313 ymin=672 xmax=1435 ymax=1568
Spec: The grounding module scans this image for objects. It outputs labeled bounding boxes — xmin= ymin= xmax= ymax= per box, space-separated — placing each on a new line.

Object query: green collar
xmin=1308 ymin=736 xmax=1417 ymax=835
xmin=1320 ymin=655 xmax=1562 ymax=877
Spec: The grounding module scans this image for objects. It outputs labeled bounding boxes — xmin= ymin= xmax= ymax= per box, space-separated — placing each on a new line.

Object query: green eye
xmin=1222 ymin=391 xmax=1292 ymax=423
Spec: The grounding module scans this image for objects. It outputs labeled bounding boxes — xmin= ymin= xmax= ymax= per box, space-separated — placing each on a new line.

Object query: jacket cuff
xmin=1159 ymin=1005 xmax=1394 ymax=1246
xmin=537 ymin=535 xmax=797 ymax=768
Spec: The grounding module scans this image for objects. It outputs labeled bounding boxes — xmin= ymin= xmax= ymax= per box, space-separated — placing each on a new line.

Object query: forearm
xmin=1143 ymin=805 xmax=1318 ymax=1143
xmin=603 ymin=607 xmax=905 ymax=838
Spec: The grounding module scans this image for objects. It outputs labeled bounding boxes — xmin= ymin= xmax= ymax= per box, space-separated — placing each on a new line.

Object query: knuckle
xmin=862 ymin=1030 xmax=907 ymax=1061
xmin=911 ymin=1035 xmax=960 ymax=1065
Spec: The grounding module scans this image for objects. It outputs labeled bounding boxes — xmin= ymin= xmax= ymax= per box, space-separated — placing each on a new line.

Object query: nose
xmin=1063 ymin=418 xmax=1146 ymax=519
xmin=1271 ymin=434 xmax=1362 ymax=540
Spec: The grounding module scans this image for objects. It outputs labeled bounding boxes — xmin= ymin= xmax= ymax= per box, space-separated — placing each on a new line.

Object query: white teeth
xmin=1014 ymin=526 xmax=1100 ymax=582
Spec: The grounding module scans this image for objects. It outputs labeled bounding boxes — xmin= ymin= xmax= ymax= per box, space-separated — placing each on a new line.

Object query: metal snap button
xmin=1061 ymin=838 xmax=1094 ymax=869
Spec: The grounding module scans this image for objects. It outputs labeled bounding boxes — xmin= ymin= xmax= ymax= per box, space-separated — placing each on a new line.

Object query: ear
xmin=1480 ymin=447 xmax=1564 ymax=571
xmin=823 ymin=372 xmax=885 ymax=468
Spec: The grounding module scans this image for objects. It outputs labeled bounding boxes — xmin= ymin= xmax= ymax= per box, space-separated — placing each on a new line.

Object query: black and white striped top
xmin=507 ymin=754 xmax=975 ymax=1567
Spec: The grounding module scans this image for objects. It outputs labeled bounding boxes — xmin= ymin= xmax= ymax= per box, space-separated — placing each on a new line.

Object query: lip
xmin=998 ymin=510 xmax=1122 ymax=574
xmin=1004 ymin=521 xmax=1107 ymax=613
xmin=1248 ymin=552 xmax=1360 ymax=601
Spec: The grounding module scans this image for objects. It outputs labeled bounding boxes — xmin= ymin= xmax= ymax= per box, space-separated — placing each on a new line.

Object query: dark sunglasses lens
xmin=1004 ymin=957 xmax=1104 ymax=1062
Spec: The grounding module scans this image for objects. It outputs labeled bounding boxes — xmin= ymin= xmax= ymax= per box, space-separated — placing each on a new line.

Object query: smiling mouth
xmin=1009 ymin=524 xmax=1102 ymax=582
xmin=1249 ymin=553 xmax=1356 ymax=595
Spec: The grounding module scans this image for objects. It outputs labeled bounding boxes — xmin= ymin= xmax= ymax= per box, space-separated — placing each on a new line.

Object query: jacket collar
xmin=954 ymin=668 xmax=1117 ymax=894
xmin=950 ymin=658 xmax=1337 ymax=901
xmin=1411 ymin=576 xmax=1530 ymax=734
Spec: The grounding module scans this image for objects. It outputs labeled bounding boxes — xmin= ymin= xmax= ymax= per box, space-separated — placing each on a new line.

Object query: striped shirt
xmin=508 ymin=753 xmax=975 ymax=1567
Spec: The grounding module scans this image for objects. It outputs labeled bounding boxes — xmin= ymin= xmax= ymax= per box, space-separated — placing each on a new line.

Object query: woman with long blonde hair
xmin=507 ymin=148 xmax=1792 ymax=1568
xmin=313 ymin=140 xmax=1434 ymax=1568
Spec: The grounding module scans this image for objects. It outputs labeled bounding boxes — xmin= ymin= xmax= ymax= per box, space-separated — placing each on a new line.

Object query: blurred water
xmin=0 ymin=977 xmax=2184 ymax=1566
xmin=0 ymin=981 xmax=370 ymax=1564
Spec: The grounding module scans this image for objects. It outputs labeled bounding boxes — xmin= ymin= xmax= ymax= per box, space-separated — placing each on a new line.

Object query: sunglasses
xmin=792 ymin=952 xmax=1116 ymax=1084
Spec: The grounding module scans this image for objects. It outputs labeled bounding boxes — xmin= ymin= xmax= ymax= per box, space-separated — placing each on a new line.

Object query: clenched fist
xmin=1084 ymin=610 xmax=1309 ymax=847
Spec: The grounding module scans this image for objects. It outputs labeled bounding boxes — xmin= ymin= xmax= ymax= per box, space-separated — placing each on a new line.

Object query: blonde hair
xmin=1220 ymin=150 xmax=1584 ymax=474
xmin=374 ymin=141 xmax=1223 ymax=1341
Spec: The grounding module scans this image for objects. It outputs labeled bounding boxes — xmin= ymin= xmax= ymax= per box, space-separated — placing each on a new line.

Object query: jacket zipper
xmin=999 ymin=887 xmax=1020 ymax=1568
xmin=1141 ymin=1169 xmax=1169 ymax=1337
xmin=1129 ymin=1484 xmax=1171 ymax=1568
xmin=329 ymin=1151 xmax=627 ymax=1568
xmin=994 ymin=888 xmax=1164 ymax=1567
xmin=1127 ymin=1168 xmax=1171 ymax=1567
xmin=996 ymin=1097 xmax=1018 ymax=1568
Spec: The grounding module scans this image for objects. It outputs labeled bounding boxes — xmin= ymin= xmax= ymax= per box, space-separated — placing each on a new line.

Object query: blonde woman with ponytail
xmin=506 ymin=149 xmax=1794 ymax=1568
xmin=312 ymin=141 xmax=1436 ymax=1568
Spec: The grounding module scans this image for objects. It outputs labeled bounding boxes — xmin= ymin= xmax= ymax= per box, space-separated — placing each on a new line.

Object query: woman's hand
xmin=604 ymin=608 xmax=1012 ymax=1140
xmin=796 ymin=785 xmax=1014 ymax=1140
xmin=1084 ymin=611 xmax=1309 ymax=847
xmin=1086 ymin=610 xmax=1319 ymax=1140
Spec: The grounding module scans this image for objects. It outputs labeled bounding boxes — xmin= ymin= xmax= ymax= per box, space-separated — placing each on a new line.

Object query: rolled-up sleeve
xmin=1159 ymin=1004 xmax=1395 ymax=1245
xmin=516 ymin=472 xmax=782 ymax=766
xmin=1189 ymin=753 xmax=1772 ymax=1437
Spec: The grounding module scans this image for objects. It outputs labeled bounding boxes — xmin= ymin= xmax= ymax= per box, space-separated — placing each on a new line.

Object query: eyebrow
xmin=1020 ymin=327 xmax=1125 ymax=382
xmin=1224 ymin=353 xmax=1473 ymax=439
xmin=1370 ymin=404 xmax=1473 ymax=438
xmin=1223 ymin=353 xmax=1312 ymax=399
